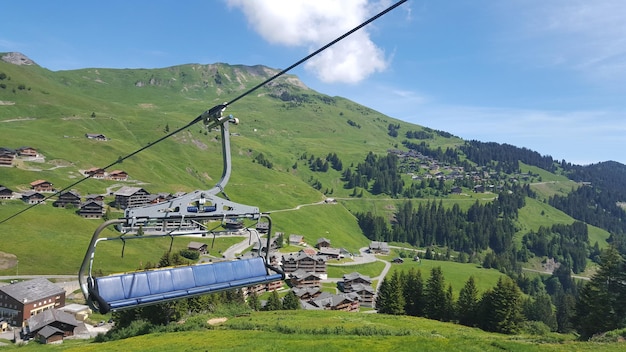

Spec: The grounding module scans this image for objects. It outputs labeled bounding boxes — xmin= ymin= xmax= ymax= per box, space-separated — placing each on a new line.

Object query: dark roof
xmin=0 ymin=278 xmax=64 ymax=302
xmin=343 ymin=272 xmax=372 ymax=282
xmin=28 ymin=309 xmax=78 ymax=332
xmin=36 ymin=325 xmax=64 ymax=338
xmin=188 ymin=241 xmax=207 ymax=250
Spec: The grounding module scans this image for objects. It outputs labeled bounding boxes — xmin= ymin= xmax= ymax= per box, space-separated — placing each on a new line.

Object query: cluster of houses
xmin=0 ymin=146 xmax=42 ymax=166
xmin=0 ymin=179 xmax=184 ymax=219
xmin=0 ymin=278 xmax=93 ymax=344
xmin=277 ymin=238 xmax=378 ymax=311
xmin=388 ymin=148 xmax=534 ymax=194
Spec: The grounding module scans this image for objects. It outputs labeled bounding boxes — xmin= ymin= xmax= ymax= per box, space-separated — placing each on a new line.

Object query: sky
xmin=2 ymin=0 xmax=626 ymax=165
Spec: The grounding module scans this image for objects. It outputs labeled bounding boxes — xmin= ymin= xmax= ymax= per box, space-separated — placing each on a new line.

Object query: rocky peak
xmin=1 ymin=52 xmax=36 ymax=66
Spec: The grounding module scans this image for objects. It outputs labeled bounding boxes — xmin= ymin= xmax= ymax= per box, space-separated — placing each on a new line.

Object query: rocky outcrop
xmin=1 ymin=52 xmax=36 ymax=66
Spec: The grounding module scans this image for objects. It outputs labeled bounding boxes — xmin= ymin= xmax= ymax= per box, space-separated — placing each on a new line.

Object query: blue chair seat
xmin=92 ymin=257 xmax=282 ymax=313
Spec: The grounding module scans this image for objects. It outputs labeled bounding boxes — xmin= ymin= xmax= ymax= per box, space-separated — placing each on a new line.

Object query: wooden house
xmin=30 ymin=179 xmax=54 ymax=192
xmin=306 ymin=292 xmax=359 ymax=312
xmin=85 ymin=194 xmax=104 ymax=202
xmin=342 ymin=272 xmax=372 ymax=292
xmin=108 ymin=170 xmax=128 ymax=181
xmin=292 ymin=287 xmax=322 ymax=300
xmin=187 ymin=241 xmax=208 ymax=254
xmin=281 ymin=252 xmax=327 ymax=274
xmin=17 ymin=146 xmax=38 ymax=158
xmin=289 ymin=269 xmax=321 ymax=288
xmin=0 ymin=186 xmax=13 ymax=199
xmin=0 ymin=148 xmax=15 ymax=166
xmin=78 ymin=201 xmax=104 ymax=218
xmin=350 ymin=283 xmax=376 ymax=307
xmin=26 ymin=309 xmax=79 ymax=342
xmin=83 ymin=167 xmax=105 ymax=179
xmin=53 ymin=190 xmax=81 ymax=208
xmin=318 ymin=247 xmax=342 ymax=260
xmin=316 ymin=237 xmax=331 ymax=249
xmin=288 ymin=234 xmax=304 ymax=245
xmin=368 ymin=241 xmax=390 ymax=254
xmin=22 ymin=191 xmax=44 ymax=204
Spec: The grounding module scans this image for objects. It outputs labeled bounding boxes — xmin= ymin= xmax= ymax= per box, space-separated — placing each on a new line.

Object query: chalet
xmin=53 ymin=190 xmax=81 ymax=208
xmin=85 ymin=194 xmax=104 ymax=202
xmin=316 ymin=237 xmax=331 ymax=249
xmin=350 ymin=283 xmax=376 ymax=307
xmin=251 ymin=234 xmax=281 ymax=253
xmin=78 ymin=201 xmax=104 ymax=218
xmin=83 ymin=167 xmax=105 ymax=179
xmin=30 ymin=179 xmax=54 ymax=192
xmin=246 ymin=279 xmax=283 ymax=296
xmin=392 ymin=257 xmax=404 ymax=264
xmin=0 ymin=278 xmax=65 ymax=326
xmin=368 ymin=241 xmax=390 ymax=254
xmin=473 ymin=184 xmax=485 ymax=193
xmin=342 ymin=272 xmax=372 ymax=292
xmin=26 ymin=309 xmax=79 ymax=342
xmin=450 ymin=186 xmax=462 ymax=194
xmin=281 ymin=252 xmax=327 ymax=275
xmin=113 ymin=186 xmax=150 ymax=209
xmin=147 ymin=193 xmax=170 ymax=204
xmin=22 ymin=191 xmax=44 ymax=204
xmin=0 ymin=148 xmax=16 ymax=166
xmin=289 ymin=269 xmax=322 ymax=288
xmin=85 ymin=133 xmax=107 ymax=141
xmin=0 ymin=186 xmax=13 ymax=199
xmin=305 ymin=292 xmax=359 ymax=312
xmin=108 ymin=170 xmax=128 ymax=181
xmin=17 ymin=146 xmax=38 ymax=158
xmin=318 ymin=247 xmax=342 ymax=260
xmin=187 ymin=241 xmax=208 ymax=254
xmin=288 ymin=234 xmax=305 ymax=245
xmin=292 ymin=287 xmax=322 ymax=300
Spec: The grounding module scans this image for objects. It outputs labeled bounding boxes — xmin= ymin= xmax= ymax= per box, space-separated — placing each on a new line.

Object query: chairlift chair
xmin=78 ymin=108 xmax=285 ymax=314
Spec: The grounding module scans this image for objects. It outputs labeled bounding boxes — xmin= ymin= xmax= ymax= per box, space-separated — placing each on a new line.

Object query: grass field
xmin=6 ymin=310 xmax=625 ymax=352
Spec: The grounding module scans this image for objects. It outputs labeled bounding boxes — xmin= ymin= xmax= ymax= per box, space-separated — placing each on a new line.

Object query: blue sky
xmin=2 ymin=0 xmax=626 ymax=165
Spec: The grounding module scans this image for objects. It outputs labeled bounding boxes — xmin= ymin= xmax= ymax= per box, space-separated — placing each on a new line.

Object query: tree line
xmin=377 ymin=246 xmax=626 ymax=339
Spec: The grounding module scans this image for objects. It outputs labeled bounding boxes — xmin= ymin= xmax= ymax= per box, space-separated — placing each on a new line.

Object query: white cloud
xmin=226 ymin=0 xmax=390 ymax=83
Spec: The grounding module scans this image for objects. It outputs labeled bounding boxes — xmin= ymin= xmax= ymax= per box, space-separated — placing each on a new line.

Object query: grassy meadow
xmin=5 ymin=310 xmax=625 ymax=351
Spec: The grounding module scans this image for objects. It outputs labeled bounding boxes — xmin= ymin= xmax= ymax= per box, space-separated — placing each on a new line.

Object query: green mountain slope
xmin=0 ymin=52 xmax=619 ymax=277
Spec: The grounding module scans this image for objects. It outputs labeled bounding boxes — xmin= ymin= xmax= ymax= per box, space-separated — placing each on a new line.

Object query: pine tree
xmin=573 ymin=246 xmax=626 ymax=339
xmin=479 ymin=276 xmax=523 ymax=334
xmin=457 ymin=276 xmax=479 ymax=327
xmin=403 ymin=268 xmax=424 ymax=316
xmin=522 ymin=291 xmax=557 ymax=331
xmin=282 ymin=290 xmax=300 ymax=310
xmin=247 ymin=290 xmax=261 ymax=311
xmin=376 ymin=271 xmax=404 ymax=315
xmin=424 ymin=267 xmax=446 ymax=320
xmin=265 ymin=290 xmax=282 ymax=311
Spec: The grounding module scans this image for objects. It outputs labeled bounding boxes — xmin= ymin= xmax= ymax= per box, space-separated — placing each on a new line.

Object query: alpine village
xmin=1 ymin=51 xmax=626 ymax=351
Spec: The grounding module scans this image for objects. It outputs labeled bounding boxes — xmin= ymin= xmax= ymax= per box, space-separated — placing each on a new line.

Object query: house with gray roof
xmin=0 ymin=278 xmax=65 ymax=326
xmin=26 ymin=308 xmax=79 ymax=342
xmin=113 ymin=186 xmax=150 ymax=209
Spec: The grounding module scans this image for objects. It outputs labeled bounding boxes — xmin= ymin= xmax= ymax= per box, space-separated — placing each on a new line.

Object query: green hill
xmin=8 ymin=310 xmax=626 ymax=351
xmin=0 ymin=52 xmax=617 ymax=279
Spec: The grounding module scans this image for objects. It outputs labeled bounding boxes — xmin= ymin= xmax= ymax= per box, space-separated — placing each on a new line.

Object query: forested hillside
xmin=1 ymin=52 xmax=626 ymax=340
